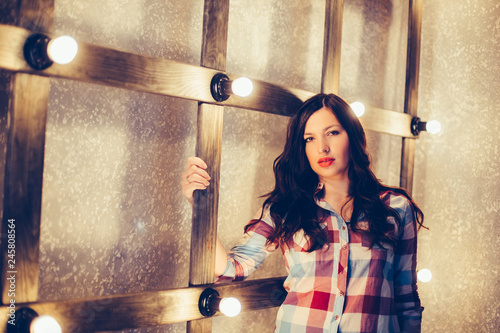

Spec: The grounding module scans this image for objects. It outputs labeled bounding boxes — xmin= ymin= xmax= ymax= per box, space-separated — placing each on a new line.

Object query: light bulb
xmin=350 ymin=102 xmax=365 ymax=117
xmin=425 ymin=120 xmax=441 ymax=134
xmin=231 ymin=77 xmax=253 ymax=97
xmin=219 ymin=297 xmax=241 ymax=317
xmin=47 ymin=35 xmax=78 ymax=65
xmin=30 ymin=315 xmax=62 ymax=333
xmin=417 ymin=268 xmax=432 ymax=283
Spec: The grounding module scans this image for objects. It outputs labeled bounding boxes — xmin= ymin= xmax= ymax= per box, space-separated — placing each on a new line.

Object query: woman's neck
xmin=321 ymin=177 xmax=352 ymax=221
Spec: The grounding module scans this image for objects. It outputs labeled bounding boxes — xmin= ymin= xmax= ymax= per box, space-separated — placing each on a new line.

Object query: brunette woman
xmin=181 ymin=93 xmax=424 ymax=333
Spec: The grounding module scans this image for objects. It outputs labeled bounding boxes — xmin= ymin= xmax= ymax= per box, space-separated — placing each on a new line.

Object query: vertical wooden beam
xmin=400 ymin=0 xmax=422 ymax=193
xmin=188 ymin=0 xmax=229 ymax=332
xmin=1 ymin=74 xmax=50 ymax=304
xmin=321 ymin=0 xmax=344 ymax=94
xmin=0 ymin=0 xmax=53 ymax=306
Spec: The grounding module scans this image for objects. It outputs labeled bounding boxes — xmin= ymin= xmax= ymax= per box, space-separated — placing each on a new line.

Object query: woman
xmin=181 ymin=94 xmax=424 ymax=333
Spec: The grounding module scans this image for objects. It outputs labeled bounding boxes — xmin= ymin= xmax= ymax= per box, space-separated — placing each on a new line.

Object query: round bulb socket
xmin=24 ymin=33 xmax=53 ymax=70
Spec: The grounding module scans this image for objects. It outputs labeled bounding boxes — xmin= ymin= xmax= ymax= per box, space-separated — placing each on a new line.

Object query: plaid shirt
xmin=219 ymin=190 xmax=423 ymax=332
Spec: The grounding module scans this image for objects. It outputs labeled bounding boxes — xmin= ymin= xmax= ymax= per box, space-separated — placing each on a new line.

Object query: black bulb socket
xmin=411 ymin=117 xmax=427 ymax=136
xmin=210 ymin=73 xmax=231 ymax=102
xmin=24 ymin=33 xmax=53 ymax=70
xmin=198 ymin=288 xmax=221 ymax=317
xmin=6 ymin=307 xmax=38 ymax=333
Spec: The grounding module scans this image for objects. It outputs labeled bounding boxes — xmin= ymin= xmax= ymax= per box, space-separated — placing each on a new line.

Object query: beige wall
xmin=33 ymin=0 xmax=500 ymax=332
xmin=414 ymin=0 xmax=500 ymax=332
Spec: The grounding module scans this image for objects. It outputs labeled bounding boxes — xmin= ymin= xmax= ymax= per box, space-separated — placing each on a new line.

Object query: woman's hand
xmin=181 ymin=157 xmax=227 ymax=277
xmin=181 ymin=157 xmax=211 ymax=205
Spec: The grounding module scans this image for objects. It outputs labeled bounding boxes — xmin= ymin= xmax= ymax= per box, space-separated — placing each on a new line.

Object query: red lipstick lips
xmin=318 ymin=157 xmax=334 ymax=167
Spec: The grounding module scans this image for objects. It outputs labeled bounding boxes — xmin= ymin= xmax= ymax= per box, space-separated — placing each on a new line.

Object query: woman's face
xmin=303 ymin=107 xmax=350 ymax=183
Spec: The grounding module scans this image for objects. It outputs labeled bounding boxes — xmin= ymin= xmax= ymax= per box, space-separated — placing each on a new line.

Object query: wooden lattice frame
xmin=0 ymin=0 xmax=422 ymax=332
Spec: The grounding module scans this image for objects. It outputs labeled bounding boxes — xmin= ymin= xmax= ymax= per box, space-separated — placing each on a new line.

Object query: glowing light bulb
xmin=417 ymin=268 xmax=432 ymax=283
xmin=350 ymin=102 xmax=365 ymax=117
xmin=30 ymin=315 xmax=62 ymax=333
xmin=47 ymin=35 xmax=78 ymax=65
xmin=231 ymin=77 xmax=253 ymax=97
xmin=426 ymin=120 xmax=441 ymax=134
xmin=219 ymin=297 xmax=241 ymax=317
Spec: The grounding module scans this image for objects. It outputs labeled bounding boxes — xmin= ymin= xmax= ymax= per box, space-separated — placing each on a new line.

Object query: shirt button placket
xmin=336 ymin=222 xmax=349 ymax=329
xmin=332 ymin=219 xmax=349 ymax=331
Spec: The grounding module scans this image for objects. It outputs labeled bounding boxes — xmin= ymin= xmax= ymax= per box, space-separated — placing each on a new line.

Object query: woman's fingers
xmin=182 ymin=167 xmax=211 ymax=185
xmin=182 ymin=179 xmax=208 ymax=204
xmin=184 ymin=173 xmax=210 ymax=186
xmin=183 ymin=158 xmax=210 ymax=180
xmin=182 ymin=181 xmax=208 ymax=205
xmin=181 ymin=157 xmax=211 ymax=205
xmin=184 ymin=158 xmax=211 ymax=181
xmin=186 ymin=156 xmax=208 ymax=170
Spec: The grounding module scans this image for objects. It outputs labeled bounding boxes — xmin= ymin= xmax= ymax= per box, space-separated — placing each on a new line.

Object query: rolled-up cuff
xmin=399 ymin=306 xmax=424 ymax=333
xmin=214 ymin=258 xmax=235 ymax=283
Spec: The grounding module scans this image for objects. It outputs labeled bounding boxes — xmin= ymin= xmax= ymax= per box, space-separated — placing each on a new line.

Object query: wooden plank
xmin=200 ymin=0 xmax=229 ymax=69
xmin=400 ymin=138 xmax=416 ymax=192
xmin=188 ymin=1 xmax=230 ymax=332
xmin=0 ymin=0 xmax=53 ymax=306
xmin=0 ymin=74 xmax=49 ymax=305
xmin=0 ymin=24 xmax=309 ymax=117
xmin=0 ymin=277 xmax=287 ymax=332
xmin=403 ymin=0 xmax=422 ymax=118
xmin=0 ymin=24 xmax=418 ymax=138
xmin=0 ymin=23 xmax=420 ymax=137
xmin=0 ymin=0 xmax=53 ymax=30
xmin=321 ymin=0 xmax=344 ymax=94
xmin=359 ymin=106 xmax=415 ymax=138
xmin=190 ymin=0 xmax=229 ymax=286
xmin=0 ymin=71 xmax=8 ymax=240
xmin=400 ymin=0 xmax=423 ymax=193
xmin=190 ymin=104 xmax=224 ymax=286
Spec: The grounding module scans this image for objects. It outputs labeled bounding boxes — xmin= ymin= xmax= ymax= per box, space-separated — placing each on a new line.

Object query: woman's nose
xmin=318 ymin=139 xmax=330 ymax=154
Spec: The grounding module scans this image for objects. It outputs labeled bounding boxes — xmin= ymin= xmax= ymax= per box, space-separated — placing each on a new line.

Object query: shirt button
xmin=339 ymin=291 xmax=344 ymax=296
xmin=335 ymin=315 xmax=339 ymax=320
xmin=342 ymin=245 xmax=347 ymax=250
xmin=342 ymin=226 xmax=346 ymax=230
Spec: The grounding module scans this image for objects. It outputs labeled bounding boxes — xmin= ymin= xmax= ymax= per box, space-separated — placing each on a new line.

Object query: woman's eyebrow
xmin=304 ymin=124 xmax=342 ymax=136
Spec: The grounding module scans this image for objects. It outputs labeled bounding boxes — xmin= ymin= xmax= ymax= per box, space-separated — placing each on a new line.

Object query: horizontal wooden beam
xmin=0 ymin=24 xmax=309 ymax=116
xmin=0 ymin=277 xmax=287 ymax=332
xmin=0 ymin=23 xmax=417 ymax=137
xmin=359 ymin=105 xmax=415 ymax=137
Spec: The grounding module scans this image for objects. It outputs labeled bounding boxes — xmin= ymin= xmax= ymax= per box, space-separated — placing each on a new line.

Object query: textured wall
xmin=414 ymin=0 xmax=500 ymax=332
xmin=340 ymin=0 xmax=409 ymax=187
xmin=37 ymin=1 xmax=414 ymax=333
xmin=40 ymin=1 xmax=203 ymax=333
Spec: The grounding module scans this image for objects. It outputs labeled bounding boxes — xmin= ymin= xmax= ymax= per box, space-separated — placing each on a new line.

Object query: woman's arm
xmin=181 ymin=157 xmax=228 ymax=277
xmin=215 ymin=236 xmax=228 ymax=276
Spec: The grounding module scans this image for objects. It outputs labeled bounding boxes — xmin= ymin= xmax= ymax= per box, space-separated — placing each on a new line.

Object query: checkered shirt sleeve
xmin=217 ymin=208 xmax=279 ymax=282
xmin=392 ymin=194 xmax=424 ymax=331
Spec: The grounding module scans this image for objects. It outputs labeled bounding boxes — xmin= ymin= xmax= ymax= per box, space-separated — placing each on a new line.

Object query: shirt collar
xmin=313 ymin=182 xmax=365 ymax=222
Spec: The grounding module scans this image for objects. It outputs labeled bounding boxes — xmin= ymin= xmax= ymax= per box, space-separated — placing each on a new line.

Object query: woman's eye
xmin=328 ymin=130 xmax=340 ymax=136
xmin=304 ymin=137 xmax=313 ymax=142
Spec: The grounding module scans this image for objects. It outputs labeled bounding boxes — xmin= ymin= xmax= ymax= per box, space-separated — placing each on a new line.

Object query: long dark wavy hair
xmin=246 ymin=93 xmax=424 ymax=251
